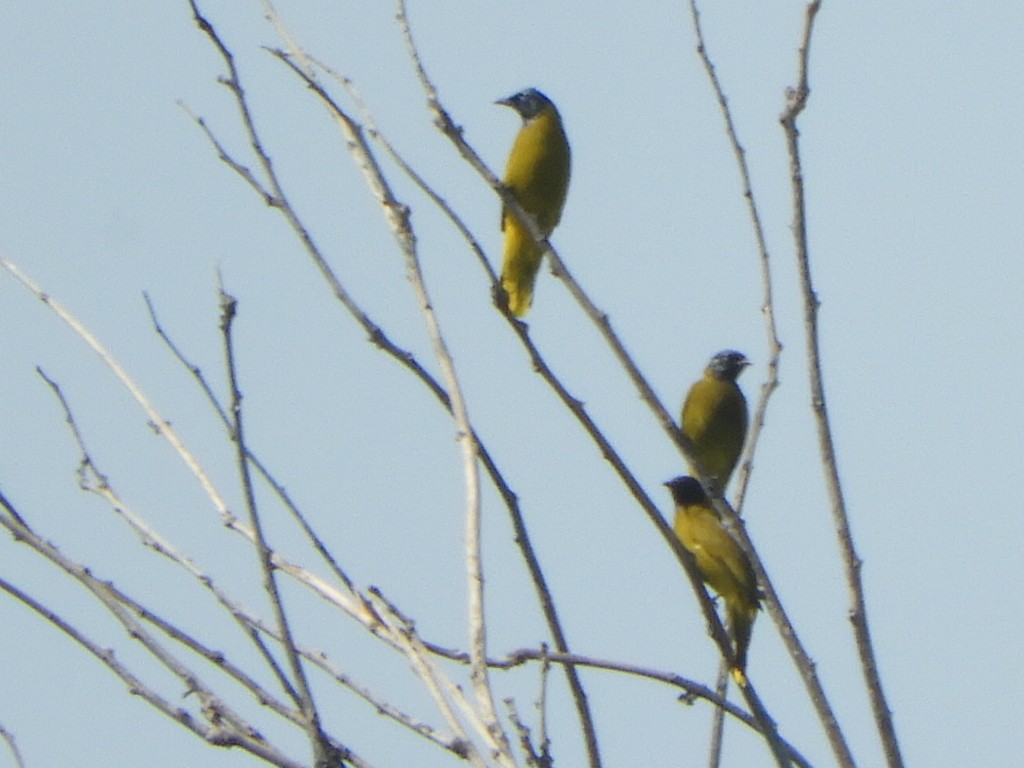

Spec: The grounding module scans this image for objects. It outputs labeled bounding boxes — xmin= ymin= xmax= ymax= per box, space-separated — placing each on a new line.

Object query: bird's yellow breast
xmin=673 ymin=504 xmax=757 ymax=607
xmin=502 ymin=106 xmax=571 ymax=235
xmin=681 ymin=376 xmax=748 ymax=483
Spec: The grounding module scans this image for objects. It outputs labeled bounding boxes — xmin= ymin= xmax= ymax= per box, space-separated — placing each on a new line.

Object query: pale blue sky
xmin=1 ymin=2 xmax=1022 ymax=767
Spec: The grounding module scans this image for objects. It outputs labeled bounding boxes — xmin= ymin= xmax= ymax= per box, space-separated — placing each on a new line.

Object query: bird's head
xmin=663 ymin=476 xmax=708 ymax=506
xmin=707 ymin=350 xmax=750 ymax=381
xmin=496 ymin=88 xmax=553 ymax=121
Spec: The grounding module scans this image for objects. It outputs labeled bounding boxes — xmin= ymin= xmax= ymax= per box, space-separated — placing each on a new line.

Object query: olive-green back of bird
xmin=499 ymin=91 xmax=571 ymax=317
xmin=680 ymin=351 xmax=750 ymax=488
xmin=668 ymin=477 xmax=760 ymax=671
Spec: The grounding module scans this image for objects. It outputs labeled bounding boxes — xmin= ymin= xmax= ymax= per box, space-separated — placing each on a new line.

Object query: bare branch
xmin=366 ymin=588 xmax=500 ymax=767
xmin=780 ymin=3 xmax=904 ymax=767
xmin=0 ymin=253 xmax=237 ymax=526
xmin=21 ymin=368 xmax=406 ymax=765
xmin=0 ymin=722 xmax=26 ymax=768
xmin=0 ymin=522 xmax=309 ymax=768
xmin=482 ymin=647 xmax=813 ymax=768
xmin=143 ymin=291 xmax=362 ymax=596
xmin=218 ymin=286 xmax=339 ymax=767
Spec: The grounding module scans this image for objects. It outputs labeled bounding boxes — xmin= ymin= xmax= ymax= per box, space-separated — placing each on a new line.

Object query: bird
xmin=664 ymin=475 xmax=760 ymax=676
xmin=496 ymin=88 xmax=571 ymax=317
xmin=680 ymin=350 xmax=751 ymax=490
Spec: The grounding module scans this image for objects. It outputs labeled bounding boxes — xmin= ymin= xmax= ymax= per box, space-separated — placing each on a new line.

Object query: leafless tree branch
xmin=780 ymin=2 xmax=903 ymax=766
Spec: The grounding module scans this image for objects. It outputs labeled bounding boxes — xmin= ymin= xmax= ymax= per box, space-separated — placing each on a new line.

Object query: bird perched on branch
xmin=664 ymin=475 xmax=760 ymax=677
xmin=680 ymin=350 xmax=750 ymax=490
xmin=496 ymin=88 xmax=571 ymax=317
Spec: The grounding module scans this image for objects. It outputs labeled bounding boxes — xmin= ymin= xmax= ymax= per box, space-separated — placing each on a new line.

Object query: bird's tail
xmin=500 ymin=218 xmax=544 ymax=318
xmin=727 ymin=601 xmax=757 ymax=674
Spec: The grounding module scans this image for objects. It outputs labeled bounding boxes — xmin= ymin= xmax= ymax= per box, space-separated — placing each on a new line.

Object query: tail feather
xmin=500 ymin=218 xmax=544 ymax=317
xmin=727 ymin=601 xmax=757 ymax=672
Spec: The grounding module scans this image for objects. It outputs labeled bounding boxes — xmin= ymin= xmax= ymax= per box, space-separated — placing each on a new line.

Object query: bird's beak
xmin=495 ymin=96 xmax=514 ymax=108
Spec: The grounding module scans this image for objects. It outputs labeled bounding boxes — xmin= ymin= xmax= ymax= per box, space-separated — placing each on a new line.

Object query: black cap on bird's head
xmin=707 ymin=350 xmax=750 ymax=382
xmin=664 ymin=476 xmax=709 ymax=506
xmin=496 ymin=88 xmax=553 ymax=121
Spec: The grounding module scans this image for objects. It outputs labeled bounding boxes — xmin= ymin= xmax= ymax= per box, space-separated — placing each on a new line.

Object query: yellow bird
xmin=497 ymin=88 xmax=571 ymax=317
xmin=664 ymin=475 xmax=760 ymax=674
xmin=680 ymin=350 xmax=751 ymax=490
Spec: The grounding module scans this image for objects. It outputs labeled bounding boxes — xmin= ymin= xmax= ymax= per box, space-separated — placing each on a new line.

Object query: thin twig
xmin=218 ymin=286 xmax=339 ymax=767
xmin=143 ymin=291 xmax=365 ymax=600
xmin=536 ymin=647 xmax=552 ymax=767
xmin=0 ymin=255 xmax=234 ymax=525
xmin=389 ymin=133 xmax=515 ymax=765
xmin=34 ymin=357 xmax=385 ymax=675
xmin=0 ymin=253 xmax=347 ymax=694
xmin=0 ymin=519 xmax=311 ymax=768
xmin=367 ymin=588 xmax=498 ymax=767
xmin=506 ymin=698 xmax=542 ymax=768
xmin=26 ymin=368 xmax=403 ymax=764
xmin=0 ymin=722 xmax=26 ymax=768
xmin=780 ymin=2 xmax=903 ymax=767
xmin=705 ymin=662 xmax=729 ymax=768
xmin=485 ymin=647 xmax=813 ymax=768
xmin=0 ymin=487 xmax=28 ymax=529
xmin=34 ymin=364 xmax=305 ymax=705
